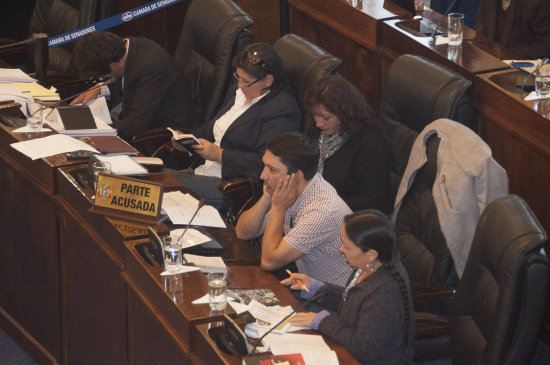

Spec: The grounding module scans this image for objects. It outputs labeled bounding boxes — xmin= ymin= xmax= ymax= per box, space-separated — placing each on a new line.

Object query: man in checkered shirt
xmin=236 ymin=133 xmax=353 ymax=286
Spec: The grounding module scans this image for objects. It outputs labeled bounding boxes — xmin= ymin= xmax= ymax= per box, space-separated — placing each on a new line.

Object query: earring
xmin=366 ymin=261 xmax=376 ymax=273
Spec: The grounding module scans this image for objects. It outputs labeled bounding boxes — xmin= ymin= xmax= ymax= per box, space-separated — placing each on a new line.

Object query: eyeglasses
xmin=233 ymin=72 xmax=264 ymax=88
xmin=246 ymin=50 xmax=270 ymax=73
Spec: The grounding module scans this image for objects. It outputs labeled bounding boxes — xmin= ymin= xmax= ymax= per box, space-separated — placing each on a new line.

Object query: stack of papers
xmin=161 ymin=191 xmax=226 ymax=228
xmin=182 ymin=254 xmax=226 ymax=273
xmin=0 ymin=68 xmax=37 ymax=83
xmin=4 ymin=82 xmax=59 ymax=101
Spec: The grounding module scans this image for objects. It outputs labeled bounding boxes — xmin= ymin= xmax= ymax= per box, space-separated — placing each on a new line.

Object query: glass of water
xmin=447 ymin=13 xmax=464 ymax=46
xmin=207 ymin=272 xmax=227 ymax=311
xmin=536 ymin=67 xmax=550 ymax=97
xmin=163 ymin=236 xmax=182 ymax=273
xmin=92 ymin=161 xmax=111 ymax=192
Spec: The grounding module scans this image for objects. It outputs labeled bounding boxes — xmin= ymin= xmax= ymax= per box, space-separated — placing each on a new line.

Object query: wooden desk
xmin=0 ymin=124 xmax=84 ymax=364
xmin=288 ymin=0 xmax=408 ymax=107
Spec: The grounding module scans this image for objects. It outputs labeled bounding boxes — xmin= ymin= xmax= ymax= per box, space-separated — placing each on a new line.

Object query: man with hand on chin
xmin=235 ymin=133 xmax=352 ymax=286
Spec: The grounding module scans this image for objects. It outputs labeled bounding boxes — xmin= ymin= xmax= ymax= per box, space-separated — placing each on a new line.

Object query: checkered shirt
xmin=263 ymin=173 xmax=353 ymax=286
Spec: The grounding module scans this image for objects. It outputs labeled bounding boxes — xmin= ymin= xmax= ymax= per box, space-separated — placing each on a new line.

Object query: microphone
xmin=176 ymin=199 xmax=206 ymax=245
xmin=28 ymin=78 xmax=115 ymax=119
xmin=249 ymin=286 xmax=328 ymax=354
xmin=520 ymin=58 xmax=550 ymax=98
xmin=430 ymin=0 xmax=459 ymax=38
xmin=0 ymin=37 xmax=35 ymax=50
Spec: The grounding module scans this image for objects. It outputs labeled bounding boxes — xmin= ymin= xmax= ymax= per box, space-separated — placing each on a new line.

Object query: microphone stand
xmin=176 ymin=199 xmax=206 ymax=245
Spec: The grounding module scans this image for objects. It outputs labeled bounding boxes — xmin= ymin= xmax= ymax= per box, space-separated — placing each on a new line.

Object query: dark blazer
xmin=111 ymin=37 xmax=192 ymax=141
xmin=322 ymin=127 xmax=392 ymax=213
xmin=476 ymin=0 xmax=550 ymax=58
xmin=192 ymin=89 xmax=301 ymax=180
xmin=317 ymin=266 xmax=414 ymax=365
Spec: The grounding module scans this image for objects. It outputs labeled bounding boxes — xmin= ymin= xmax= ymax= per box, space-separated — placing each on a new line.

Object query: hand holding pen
xmin=281 ymin=269 xmax=310 ymax=292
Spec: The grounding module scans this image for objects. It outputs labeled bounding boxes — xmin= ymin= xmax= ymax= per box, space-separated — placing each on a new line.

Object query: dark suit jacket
xmin=476 ymin=0 xmax=550 ymax=58
xmin=111 ymin=37 xmax=192 ymax=141
xmin=193 ymin=89 xmax=301 ymax=180
xmin=322 ymin=127 xmax=392 ymax=213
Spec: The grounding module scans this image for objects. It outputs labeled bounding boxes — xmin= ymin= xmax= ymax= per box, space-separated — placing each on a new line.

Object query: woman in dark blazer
xmin=282 ymin=210 xmax=414 ymax=365
xmin=303 ymin=75 xmax=391 ymax=213
xmin=171 ymin=43 xmax=301 ymax=209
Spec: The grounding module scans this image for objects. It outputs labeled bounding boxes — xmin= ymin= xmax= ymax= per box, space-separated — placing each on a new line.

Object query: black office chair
xmin=378 ymin=54 xmax=474 ymax=203
xmin=218 ymin=33 xmax=341 ymax=224
xmin=0 ymin=0 xmax=115 ymax=84
xmin=414 ymin=195 xmax=548 ymax=365
xmin=132 ymin=0 xmax=253 ymax=156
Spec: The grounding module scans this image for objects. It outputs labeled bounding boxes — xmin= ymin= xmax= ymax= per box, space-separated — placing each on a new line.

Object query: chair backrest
xmin=395 ymin=135 xmax=458 ymax=289
xmin=378 ymin=54 xmax=474 ymax=202
xmin=451 ymin=195 xmax=548 ymax=365
xmin=28 ymin=0 xmax=114 ymax=75
xmin=174 ymin=0 xmax=253 ymax=128
xmin=273 ymin=33 xmax=341 ymax=134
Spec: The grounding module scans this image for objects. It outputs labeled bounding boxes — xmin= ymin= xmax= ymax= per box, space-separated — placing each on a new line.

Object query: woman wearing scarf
xmin=303 ymin=75 xmax=391 ymax=213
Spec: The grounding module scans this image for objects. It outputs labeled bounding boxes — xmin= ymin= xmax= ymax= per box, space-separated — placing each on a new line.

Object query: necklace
xmin=502 ymin=0 xmax=511 ymax=11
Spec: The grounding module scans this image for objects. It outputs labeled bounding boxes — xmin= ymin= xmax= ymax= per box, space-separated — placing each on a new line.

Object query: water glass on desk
xmin=536 ymin=67 xmax=550 ymax=97
xmin=163 ymin=236 xmax=182 ymax=273
xmin=448 ymin=13 xmax=464 ymax=46
xmin=26 ymin=114 xmax=43 ymax=131
xmin=92 ymin=161 xmax=111 ymax=191
xmin=207 ymin=272 xmax=227 ymax=311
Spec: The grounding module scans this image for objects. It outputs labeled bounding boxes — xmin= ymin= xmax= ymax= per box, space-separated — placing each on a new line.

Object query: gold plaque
xmin=93 ymin=174 xmax=163 ymax=220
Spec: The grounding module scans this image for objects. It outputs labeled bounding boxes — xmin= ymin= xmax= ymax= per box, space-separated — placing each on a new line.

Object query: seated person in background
xmin=235 ymin=133 xmax=353 ymax=286
xmin=282 ymin=210 xmax=414 ymax=365
xmin=71 ymin=31 xmax=193 ymax=142
xmin=303 ymin=75 xmax=392 ymax=213
xmin=430 ymin=0 xmax=480 ymax=28
xmin=170 ymin=43 xmax=300 ymax=210
xmin=475 ymin=0 xmax=550 ymax=58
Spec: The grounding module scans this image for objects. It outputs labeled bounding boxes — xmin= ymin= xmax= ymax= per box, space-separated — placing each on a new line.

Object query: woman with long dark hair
xmin=282 ymin=210 xmax=414 ymax=364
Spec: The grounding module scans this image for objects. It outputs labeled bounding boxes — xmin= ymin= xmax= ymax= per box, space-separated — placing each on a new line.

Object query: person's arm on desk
xmin=235 ymin=187 xmax=273 ymax=240
xmin=70 ymin=87 xmax=102 ymax=105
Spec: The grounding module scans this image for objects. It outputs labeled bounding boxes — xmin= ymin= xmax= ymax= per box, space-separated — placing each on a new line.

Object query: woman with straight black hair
xmin=282 ymin=210 xmax=414 ymax=364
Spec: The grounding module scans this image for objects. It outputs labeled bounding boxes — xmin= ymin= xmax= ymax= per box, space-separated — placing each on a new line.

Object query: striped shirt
xmin=264 ymin=173 xmax=353 ymax=286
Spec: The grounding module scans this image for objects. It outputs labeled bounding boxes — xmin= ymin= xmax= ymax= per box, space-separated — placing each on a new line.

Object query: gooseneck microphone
xmin=520 ymin=58 xmax=550 ymax=98
xmin=430 ymin=0 xmax=459 ymax=38
xmin=28 ymin=78 xmax=115 ymax=119
xmin=176 ymin=199 xmax=206 ymax=245
xmin=249 ymin=286 xmax=328 ymax=354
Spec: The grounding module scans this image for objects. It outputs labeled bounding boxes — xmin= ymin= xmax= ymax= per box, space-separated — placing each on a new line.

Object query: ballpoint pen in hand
xmin=285 ymin=269 xmax=309 ymax=293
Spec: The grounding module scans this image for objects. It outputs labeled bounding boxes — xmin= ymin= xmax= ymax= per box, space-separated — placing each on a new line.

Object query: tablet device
xmin=57 ymin=105 xmax=96 ymax=130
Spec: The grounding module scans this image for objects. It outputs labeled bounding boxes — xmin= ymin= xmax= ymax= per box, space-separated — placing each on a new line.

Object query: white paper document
xmin=169 ymin=228 xmax=211 ymax=248
xmin=10 ymin=134 xmax=99 ymax=160
xmin=94 ymin=155 xmax=148 ymax=175
xmin=0 ymin=84 xmax=33 ymax=103
xmin=263 ymin=333 xmax=340 ymax=365
xmin=0 ymin=68 xmax=37 ymax=83
xmin=162 ymin=191 xmax=226 ymax=228
xmin=160 ymin=265 xmax=200 ymax=276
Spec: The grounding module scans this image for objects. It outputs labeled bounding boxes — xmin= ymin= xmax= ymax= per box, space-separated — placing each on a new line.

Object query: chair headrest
xmin=274 ymin=33 xmax=341 ymax=100
xmin=379 ymin=54 xmax=471 ymax=133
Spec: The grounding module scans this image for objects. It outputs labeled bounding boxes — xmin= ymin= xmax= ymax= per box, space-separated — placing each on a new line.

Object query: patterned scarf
xmin=317 ymin=133 xmax=347 ymax=175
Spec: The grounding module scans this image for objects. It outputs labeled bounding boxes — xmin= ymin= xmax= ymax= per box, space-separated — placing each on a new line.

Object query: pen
xmin=286 ymin=269 xmax=309 ymax=293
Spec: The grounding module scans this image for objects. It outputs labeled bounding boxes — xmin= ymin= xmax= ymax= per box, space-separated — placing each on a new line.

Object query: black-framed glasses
xmin=233 ymin=72 xmax=264 ymax=88
xmin=246 ymin=50 xmax=270 ymax=73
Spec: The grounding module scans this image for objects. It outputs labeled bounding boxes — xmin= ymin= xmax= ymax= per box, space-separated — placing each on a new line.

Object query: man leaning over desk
xmin=235 ymin=133 xmax=353 ymax=287
xmin=70 ymin=31 xmax=193 ymax=142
